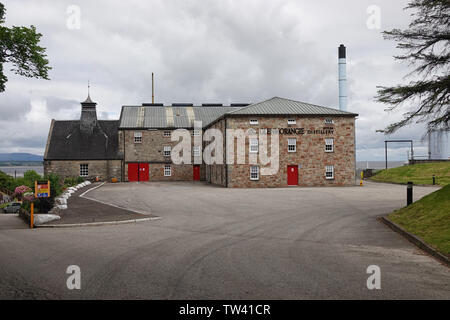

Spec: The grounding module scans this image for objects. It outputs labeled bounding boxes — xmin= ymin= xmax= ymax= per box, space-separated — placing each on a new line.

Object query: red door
xmin=193 ymin=165 xmax=200 ymax=181
xmin=287 ymin=165 xmax=298 ymax=186
xmin=139 ymin=163 xmax=149 ymax=182
xmin=128 ymin=163 xmax=139 ymax=182
xmin=128 ymin=163 xmax=149 ymax=182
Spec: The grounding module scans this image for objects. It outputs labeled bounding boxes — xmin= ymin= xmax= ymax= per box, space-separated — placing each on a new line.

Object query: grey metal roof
xmin=119 ymin=106 xmax=241 ymax=129
xmin=228 ymin=97 xmax=358 ymax=116
xmin=119 ymin=97 xmax=357 ymax=129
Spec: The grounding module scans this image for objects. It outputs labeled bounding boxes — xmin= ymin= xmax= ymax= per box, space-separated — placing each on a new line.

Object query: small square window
xmin=80 ymin=164 xmax=89 ymax=177
xmin=249 ymin=138 xmax=259 ymax=153
xmin=164 ymin=165 xmax=171 ymax=177
xmin=164 ymin=131 xmax=171 ymax=137
xmin=134 ymin=131 xmax=142 ymax=143
xmin=193 ymin=146 xmax=201 ymax=157
xmin=193 ymin=129 xmax=201 ymax=136
xmin=164 ymin=146 xmax=171 ymax=157
xmin=288 ymin=119 xmax=296 ymax=125
xmin=288 ymin=138 xmax=296 ymax=152
xmin=325 ymin=138 xmax=334 ymax=152
xmin=325 ymin=118 xmax=334 ymax=124
xmin=249 ymin=119 xmax=258 ymax=125
xmin=325 ymin=165 xmax=334 ymax=179
xmin=250 ymin=166 xmax=259 ymax=180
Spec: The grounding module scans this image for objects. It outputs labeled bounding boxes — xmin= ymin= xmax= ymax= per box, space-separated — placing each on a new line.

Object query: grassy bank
xmin=388 ymin=184 xmax=450 ymax=256
xmin=370 ymin=162 xmax=450 ymax=186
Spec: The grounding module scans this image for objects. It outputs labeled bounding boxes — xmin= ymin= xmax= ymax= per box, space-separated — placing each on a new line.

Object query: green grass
xmin=388 ymin=184 xmax=450 ymax=256
xmin=370 ymin=162 xmax=450 ymax=186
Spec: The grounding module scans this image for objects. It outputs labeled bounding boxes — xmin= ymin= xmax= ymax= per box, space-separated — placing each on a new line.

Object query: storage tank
xmin=428 ymin=129 xmax=450 ymax=159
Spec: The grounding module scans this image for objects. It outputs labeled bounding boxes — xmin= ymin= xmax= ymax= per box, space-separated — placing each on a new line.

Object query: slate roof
xmin=228 ymin=97 xmax=358 ymax=116
xmin=44 ymin=120 xmax=120 ymax=160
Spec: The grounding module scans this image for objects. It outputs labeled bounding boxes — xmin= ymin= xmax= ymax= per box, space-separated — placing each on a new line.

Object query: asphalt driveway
xmin=0 ymin=181 xmax=448 ymax=299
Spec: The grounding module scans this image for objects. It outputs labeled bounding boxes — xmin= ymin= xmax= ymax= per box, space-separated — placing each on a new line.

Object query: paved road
xmin=0 ymin=181 xmax=448 ymax=299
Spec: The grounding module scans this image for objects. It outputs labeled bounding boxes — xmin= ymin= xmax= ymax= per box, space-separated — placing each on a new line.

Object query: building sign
xmin=35 ymin=180 xmax=51 ymax=198
xmin=266 ymin=127 xmax=334 ymax=135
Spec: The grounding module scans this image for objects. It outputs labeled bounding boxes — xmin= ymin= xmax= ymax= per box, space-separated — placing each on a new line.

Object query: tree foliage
xmin=376 ymin=0 xmax=449 ymax=133
xmin=0 ymin=2 xmax=51 ymax=92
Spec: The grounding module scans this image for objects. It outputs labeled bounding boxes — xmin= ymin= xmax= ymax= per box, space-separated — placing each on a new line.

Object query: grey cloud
xmin=0 ymin=0 xmax=424 ymax=160
xmin=0 ymin=93 xmax=32 ymax=121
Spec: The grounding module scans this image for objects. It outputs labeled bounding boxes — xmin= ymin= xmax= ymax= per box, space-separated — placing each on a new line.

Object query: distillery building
xmin=118 ymin=97 xmax=357 ymax=187
xmin=44 ymin=44 xmax=357 ymax=187
xmin=44 ymin=95 xmax=122 ymax=180
xmin=44 ymin=96 xmax=357 ymax=187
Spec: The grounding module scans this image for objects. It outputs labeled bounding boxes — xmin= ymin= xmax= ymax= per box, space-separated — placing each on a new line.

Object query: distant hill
xmin=0 ymin=153 xmax=43 ymax=162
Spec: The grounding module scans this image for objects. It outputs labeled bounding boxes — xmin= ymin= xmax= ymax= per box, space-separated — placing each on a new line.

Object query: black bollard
xmin=407 ymin=182 xmax=413 ymax=206
xmin=432 ymin=175 xmax=436 ymax=185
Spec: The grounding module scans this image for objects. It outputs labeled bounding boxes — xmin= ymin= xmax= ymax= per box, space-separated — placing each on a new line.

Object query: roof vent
xmin=231 ymin=103 xmax=251 ymax=107
xmin=202 ymin=103 xmax=223 ymax=107
xmin=172 ymin=103 xmax=194 ymax=106
xmin=142 ymin=103 xmax=164 ymax=106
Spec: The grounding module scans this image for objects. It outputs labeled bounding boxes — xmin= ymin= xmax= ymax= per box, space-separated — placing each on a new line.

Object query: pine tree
xmin=376 ymin=0 xmax=449 ymax=133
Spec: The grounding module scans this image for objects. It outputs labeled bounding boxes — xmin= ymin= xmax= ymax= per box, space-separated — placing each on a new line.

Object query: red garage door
xmin=287 ymin=165 xmax=298 ymax=186
xmin=193 ymin=165 xmax=200 ymax=181
xmin=128 ymin=163 xmax=149 ymax=182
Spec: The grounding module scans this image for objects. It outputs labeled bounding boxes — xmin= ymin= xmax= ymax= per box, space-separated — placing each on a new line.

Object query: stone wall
xmin=206 ymin=115 xmax=356 ymax=188
xmin=44 ymin=160 xmax=122 ymax=182
xmin=121 ymin=129 xmax=205 ymax=181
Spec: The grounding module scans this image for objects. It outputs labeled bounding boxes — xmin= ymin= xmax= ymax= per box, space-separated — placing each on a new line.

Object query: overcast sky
xmin=0 ymin=0 xmax=431 ymax=160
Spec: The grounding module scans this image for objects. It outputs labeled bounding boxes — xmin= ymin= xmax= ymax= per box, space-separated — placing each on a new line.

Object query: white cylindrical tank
xmin=429 ymin=129 xmax=450 ymax=159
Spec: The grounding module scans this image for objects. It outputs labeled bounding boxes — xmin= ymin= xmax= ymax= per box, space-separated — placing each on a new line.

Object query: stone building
xmin=44 ymin=95 xmax=357 ymax=187
xmin=119 ymin=97 xmax=357 ymax=187
xmin=43 ymin=95 xmax=122 ymax=181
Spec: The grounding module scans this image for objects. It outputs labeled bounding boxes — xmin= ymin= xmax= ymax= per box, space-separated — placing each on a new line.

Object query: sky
xmin=0 ymin=0 xmax=432 ymax=160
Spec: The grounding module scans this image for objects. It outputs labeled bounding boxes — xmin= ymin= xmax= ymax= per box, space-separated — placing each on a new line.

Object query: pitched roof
xmin=118 ymin=97 xmax=357 ymax=129
xmin=44 ymin=120 xmax=120 ymax=160
xmin=119 ymin=106 xmax=242 ymax=129
xmin=228 ymin=97 xmax=358 ymax=116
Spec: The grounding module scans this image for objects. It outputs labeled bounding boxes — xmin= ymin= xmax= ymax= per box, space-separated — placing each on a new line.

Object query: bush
xmin=0 ymin=170 xmax=15 ymax=192
xmin=45 ymin=173 xmax=62 ymax=197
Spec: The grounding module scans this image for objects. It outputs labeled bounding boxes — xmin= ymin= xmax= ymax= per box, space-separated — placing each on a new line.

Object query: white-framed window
xmin=325 ymin=138 xmax=334 ymax=152
xmin=164 ymin=165 xmax=171 ymax=177
xmin=288 ymin=119 xmax=296 ymax=125
xmin=325 ymin=118 xmax=334 ymax=124
xmin=325 ymin=165 xmax=334 ymax=179
xmin=164 ymin=146 xmax=171 ymax=157
xmin=163 ymin=131 xmax=171 ymax=137
xmin=250 ymin=166 xmax=259 ymax=180
xmin=249 ymin=138 xmax=259 ymax=153
xmin=193 ymin=146 xmax=201 ymax=157
xmin=249 ymin=119 xmax=258 ymax=125
xmin=80 ymin=164 xmax=89 ymax=177
xmin=134 ymin=131 xmax=142 ymax=143
xmin=288 ymin=138 xmax=296 ymax=152
xmin=193 ymin=129 xmax=201 ymax=136
xmin=259 ymin=128 xmax=268 ymax=135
